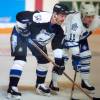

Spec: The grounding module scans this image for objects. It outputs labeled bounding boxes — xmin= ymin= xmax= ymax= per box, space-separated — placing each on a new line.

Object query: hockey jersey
xmin=63 ymin=12 xmax=100 ymax=54
xmin=15 ymin=11 xmax=64 ymax=46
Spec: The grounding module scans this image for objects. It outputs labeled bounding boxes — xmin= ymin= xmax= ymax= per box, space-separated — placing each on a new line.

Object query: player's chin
xmin=57 ymin=20 xmax=64 ymax=25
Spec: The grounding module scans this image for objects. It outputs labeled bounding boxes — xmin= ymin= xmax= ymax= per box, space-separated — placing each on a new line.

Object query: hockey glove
xmin=72 ymin=55 xmax=81 ymax=72
xmin=16 ymin=21 xmax=31 ymax=37
xmin=16 ymin=24 xmax=31 ymax=37
xmin=80 ymin=31 xmax=92 ymax=41
xmin=53 ymin=65 xmax=65 ymax=75
xmin=53 ymin=57 xmax=65 ymax=75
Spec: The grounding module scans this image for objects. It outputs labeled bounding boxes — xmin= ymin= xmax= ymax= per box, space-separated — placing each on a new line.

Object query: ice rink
xmin=0 ymin=34 xmax=100 ymax=100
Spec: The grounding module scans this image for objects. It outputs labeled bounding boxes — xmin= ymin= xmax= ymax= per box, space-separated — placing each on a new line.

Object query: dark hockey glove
xmin=80 ymin=31 xmax=92 ymax=41
xmin=53 ymin=65 xmax=65 ymax=75
xmin=72 ymin=55 xmax=81 ymax=72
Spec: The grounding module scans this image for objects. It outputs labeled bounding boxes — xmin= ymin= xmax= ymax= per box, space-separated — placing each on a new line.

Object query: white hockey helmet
xmin=80 ymin=3 xmax=96 ymax=17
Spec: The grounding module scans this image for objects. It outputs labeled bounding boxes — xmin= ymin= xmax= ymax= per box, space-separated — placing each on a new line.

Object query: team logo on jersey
xmin=36 ymin=29 xmax=55 ymax=46
xmin=71 ymin=23 xmax=78 ymax=31
xmin=33 ymin=13 xmax=42 ymax=23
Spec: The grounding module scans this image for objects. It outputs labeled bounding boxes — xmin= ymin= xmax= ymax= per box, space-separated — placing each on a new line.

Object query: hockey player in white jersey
xmin=62 ymin=3 xmax=100 ymax=93
xmin=6 ymin=3 xmax=71 ymax=100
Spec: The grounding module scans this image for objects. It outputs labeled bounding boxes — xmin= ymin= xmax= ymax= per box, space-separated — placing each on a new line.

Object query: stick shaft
xmin=70 ymin=71 xmax=77 ymax=100
xmin=29 ymin=39 xmax=93 ymax=100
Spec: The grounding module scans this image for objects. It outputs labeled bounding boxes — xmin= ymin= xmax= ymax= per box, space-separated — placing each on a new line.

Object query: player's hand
xmin=53 ymin=65 xmax=65 ymax=75
xmin=80 ymin=31 xmax=92 ymax=41
xmin=72 ymin=54 xmax=81 ymax=72
xmin=16 ymin=22 xmax=31 ymax=37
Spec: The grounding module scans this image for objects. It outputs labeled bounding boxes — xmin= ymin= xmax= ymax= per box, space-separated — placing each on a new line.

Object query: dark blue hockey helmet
xmin=53 ymin=3 xmax=70 ymax=15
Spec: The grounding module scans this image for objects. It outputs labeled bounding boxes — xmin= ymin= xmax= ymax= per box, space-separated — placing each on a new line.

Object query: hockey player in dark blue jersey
xmin=7 ymin=3 xmax=70 ymax=99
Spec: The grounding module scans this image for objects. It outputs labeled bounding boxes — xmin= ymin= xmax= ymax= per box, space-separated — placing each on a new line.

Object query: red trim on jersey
xmin=35 ymin=0 xmax=43 ymax=10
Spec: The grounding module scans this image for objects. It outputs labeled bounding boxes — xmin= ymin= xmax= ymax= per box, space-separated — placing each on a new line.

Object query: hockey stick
xmin=28 ymin=39 xmax=100 ymax=100
xmin=70 ymin=71 xmax=78 ymax=100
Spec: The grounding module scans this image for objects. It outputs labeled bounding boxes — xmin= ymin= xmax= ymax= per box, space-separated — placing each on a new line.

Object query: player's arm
xmin=52 ymin=26 xmax=65 ymax=75
xmin=80 ymin=31 xmax=92 ymax=40
xmin=63 ymin=14 xmax=82 ymax=71
xmin=63 ymin=16 xmax=81 ymax=54
xmin=63 ymin=29 xmax=81 ymax=72
xmin=15 ymin=11 xmax=35 ymax=37
xmin=68 ymin=28 xmax=81 ymax=72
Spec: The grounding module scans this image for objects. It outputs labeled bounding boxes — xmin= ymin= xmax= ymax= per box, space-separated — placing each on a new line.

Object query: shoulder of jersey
xmin=65 ymin=11 xmax=81 ymax=23
xmin=32 ymin=11 xmax=52 ymax=23
xmin=71 ymin=11 xmax=81 ymax=18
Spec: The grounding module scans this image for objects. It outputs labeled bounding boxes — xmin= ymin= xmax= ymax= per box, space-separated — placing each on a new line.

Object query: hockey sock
xmin=9 ymin=60 xmax=26 ymax=88
xmin=51 ymin=72 xmax=59 ymax=87
xmin=36 ymin=64 xmax=48 ymax=87
xmin=36 ymin=76 xmax=46 ymax=87
xmin=9 ymin=77 xmax=20 ymax=87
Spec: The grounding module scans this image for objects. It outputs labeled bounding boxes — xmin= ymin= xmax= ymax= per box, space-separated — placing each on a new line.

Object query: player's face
xmin=55 ymin=13 xmax=67 ymax=25
xmin=83 ymin=16 xmax=94 ymax=27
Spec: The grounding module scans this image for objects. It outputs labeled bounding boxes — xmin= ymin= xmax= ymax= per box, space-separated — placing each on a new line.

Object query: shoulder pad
xmin=32 ymin=11 xmax=52 ymax=23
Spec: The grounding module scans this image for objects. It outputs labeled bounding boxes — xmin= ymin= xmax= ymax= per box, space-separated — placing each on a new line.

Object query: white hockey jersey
xmin=63 ymin=12 xmax=100 ymax=54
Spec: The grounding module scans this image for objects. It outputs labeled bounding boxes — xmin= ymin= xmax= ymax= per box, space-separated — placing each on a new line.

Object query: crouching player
xmin=7 ymin=3 xmax=70 ymax=100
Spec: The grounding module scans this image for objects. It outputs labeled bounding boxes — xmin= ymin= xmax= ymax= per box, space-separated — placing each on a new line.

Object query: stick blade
xmin=93 ymin=97 xmax=100 ymax=100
